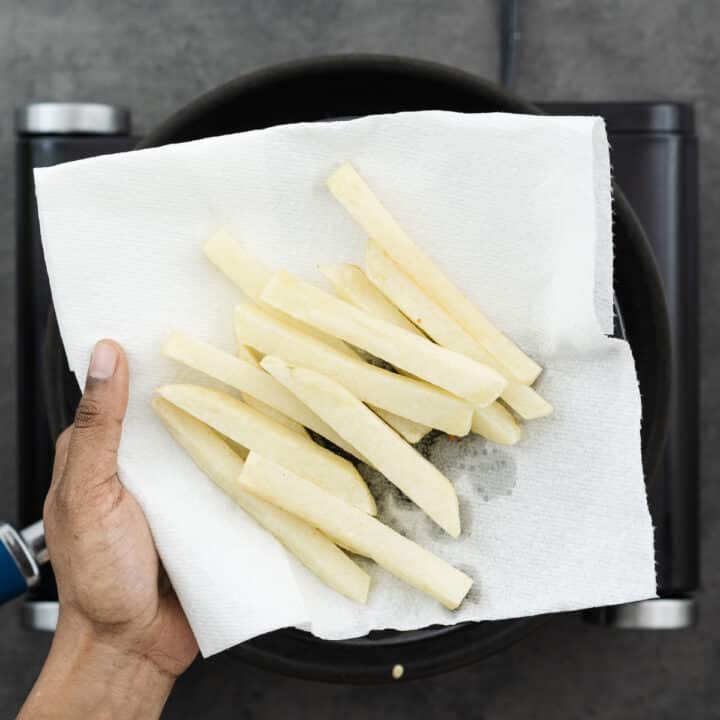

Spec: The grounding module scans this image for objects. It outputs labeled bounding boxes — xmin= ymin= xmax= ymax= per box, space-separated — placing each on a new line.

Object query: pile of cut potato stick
xmin=153 ymin=162 xmax=552 ymax=610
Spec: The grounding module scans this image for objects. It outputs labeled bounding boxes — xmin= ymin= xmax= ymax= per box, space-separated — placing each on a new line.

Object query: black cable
xmin=500 ymin=0 xmax=520 ymax=88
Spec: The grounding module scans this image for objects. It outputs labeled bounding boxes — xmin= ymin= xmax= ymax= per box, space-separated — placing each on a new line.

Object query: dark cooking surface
xmin=1 ymin=1 xmax=718 ymax=717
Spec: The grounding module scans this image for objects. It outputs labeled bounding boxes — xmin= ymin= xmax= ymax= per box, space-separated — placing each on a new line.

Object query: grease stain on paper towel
xmin=427 ymin=433 xmax=517 ymax=502
xmin=358 ymin=430 xmax=517 ymax=538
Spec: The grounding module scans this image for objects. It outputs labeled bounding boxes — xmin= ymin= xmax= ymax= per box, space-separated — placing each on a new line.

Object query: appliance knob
xmin=15 ymin=102 xmax=130 ymax=135
xmin=22 ymin=601 xmax=59 ymax=632
xmin=584 ymin=597 xmax=697 ymax=629
xmin=0 ymin=523 xmax=41 ymax=603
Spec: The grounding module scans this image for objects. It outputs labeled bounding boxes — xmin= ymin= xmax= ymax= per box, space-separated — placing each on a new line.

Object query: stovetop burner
xmin=8 ymin=76 xmax=700 ymax=681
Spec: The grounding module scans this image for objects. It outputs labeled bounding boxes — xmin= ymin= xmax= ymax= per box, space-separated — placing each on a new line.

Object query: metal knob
xmin=15 ymin=102 xmax=131 ymax=135
xmin=0 ymin=523 xmax=42 ymax=603
xmin=20 ymin=521 xmax=48 ymax=565
xmin=584 ymin=597 xmax=697 ymax=629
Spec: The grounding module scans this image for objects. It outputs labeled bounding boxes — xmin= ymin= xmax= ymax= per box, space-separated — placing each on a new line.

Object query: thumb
xmin=62 ymin=340 xmax=129 ymax=499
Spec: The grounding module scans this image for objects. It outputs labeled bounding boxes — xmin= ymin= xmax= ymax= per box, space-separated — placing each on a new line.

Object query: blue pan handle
xmin=0 ymin=522 xmax=44 ymax=604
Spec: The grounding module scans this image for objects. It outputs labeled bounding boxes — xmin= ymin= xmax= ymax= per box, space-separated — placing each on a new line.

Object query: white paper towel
xmin=34 ymin=111 xmax=656 ymax=657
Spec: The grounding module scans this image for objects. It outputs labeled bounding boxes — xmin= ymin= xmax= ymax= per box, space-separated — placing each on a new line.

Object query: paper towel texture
xmin=34 ymin=111 xmax=656 ymax=657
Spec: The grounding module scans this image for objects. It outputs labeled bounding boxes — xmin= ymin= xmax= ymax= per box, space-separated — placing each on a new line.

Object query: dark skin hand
xmin=19 ymin=340 xmax=198 ymax=719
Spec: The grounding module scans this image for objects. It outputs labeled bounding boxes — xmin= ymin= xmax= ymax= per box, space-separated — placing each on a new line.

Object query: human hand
xmin=20 ymin=340 xmax=197 ymax=719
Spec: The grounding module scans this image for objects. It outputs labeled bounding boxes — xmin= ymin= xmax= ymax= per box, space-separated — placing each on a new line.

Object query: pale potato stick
xmin=319 ymin=263 xmax=424 ymax=336
xmin=318 ymin=264 xmax=431 ymax=442
xmin=366 ymin=242 xmax=552 ymax=420
xmin=371 ymin=408 xmax=428 ymax=445
xmin=496 ymin=381 xmax=552 ymax=421
xmin=234 ymin=304 xmax=473 ymax=435
xmin=262 ymin=357 xmax=461 ymax=537
xmin=152 ymin=398 xmax=369 ymax=603
xmin=240 ymin=453 xmax=473 ymax=609
xmin=157 ymin=384 xmax=376 ymax=514
xmin=203 ymin=228 xmax=271 ymax=302
xmin=327 ymin=162 xmax=542 ymax=384
xmin=261 ymin=271 xmax=507 ymax=407
xmin=162 ymin=331 xmax=365 ymax=455
xmin=163 ymin=332 xmax=283 ymax=400
xmin=472 ymin=403 xmax=522 ymax=445
xmin=203 ymin=229 xmax=356 ymax=359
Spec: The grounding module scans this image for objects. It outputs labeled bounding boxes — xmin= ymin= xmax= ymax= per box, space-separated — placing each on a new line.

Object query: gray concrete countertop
xmin=1 ymin=1 xmax=717 ymax=717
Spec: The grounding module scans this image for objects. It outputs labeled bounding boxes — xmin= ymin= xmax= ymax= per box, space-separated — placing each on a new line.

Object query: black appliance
xmin=8 ymin=58 xmax=699 ymax=683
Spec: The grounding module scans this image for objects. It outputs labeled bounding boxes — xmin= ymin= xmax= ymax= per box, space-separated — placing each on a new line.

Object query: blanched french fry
xmin=203 ymin=228 xmax=272 ymax=303
xmin=234 ymin=304 xmax=473 ymax=435
xmin=261 ymin=270 xmax=507 ymax=407
xmin=239 ymin=452 xmax=473 ymax=609
xmin=366 ymin=242 xmax=552 ymax=421
xmin=319 ymin=263 xmax=424 ymax=336
xmin=371 ymin=408 xmax=429 ymax=445
xmin=157 ymin=384 xmax=376 ymax=514
xmin=472 ymin=403 xmax=522 ymax=445
xmin=152 ymin=398 xmax=369 ymax=603
xmin=262 ymin=357 xmax=461 ymax=537
xmin=327 ymin=162 xmax=542 ymax=384
xmin=496 ymin=381 xmax=552 ymax=421
xmin=162 ymin=331 xmax=366 ymax=455
xmin=203 ymin=229 xmax=356 ymax=359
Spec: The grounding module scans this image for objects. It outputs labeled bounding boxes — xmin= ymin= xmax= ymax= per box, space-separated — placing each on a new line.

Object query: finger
xmin=62 ymin=340 xmax=129 ymax=498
